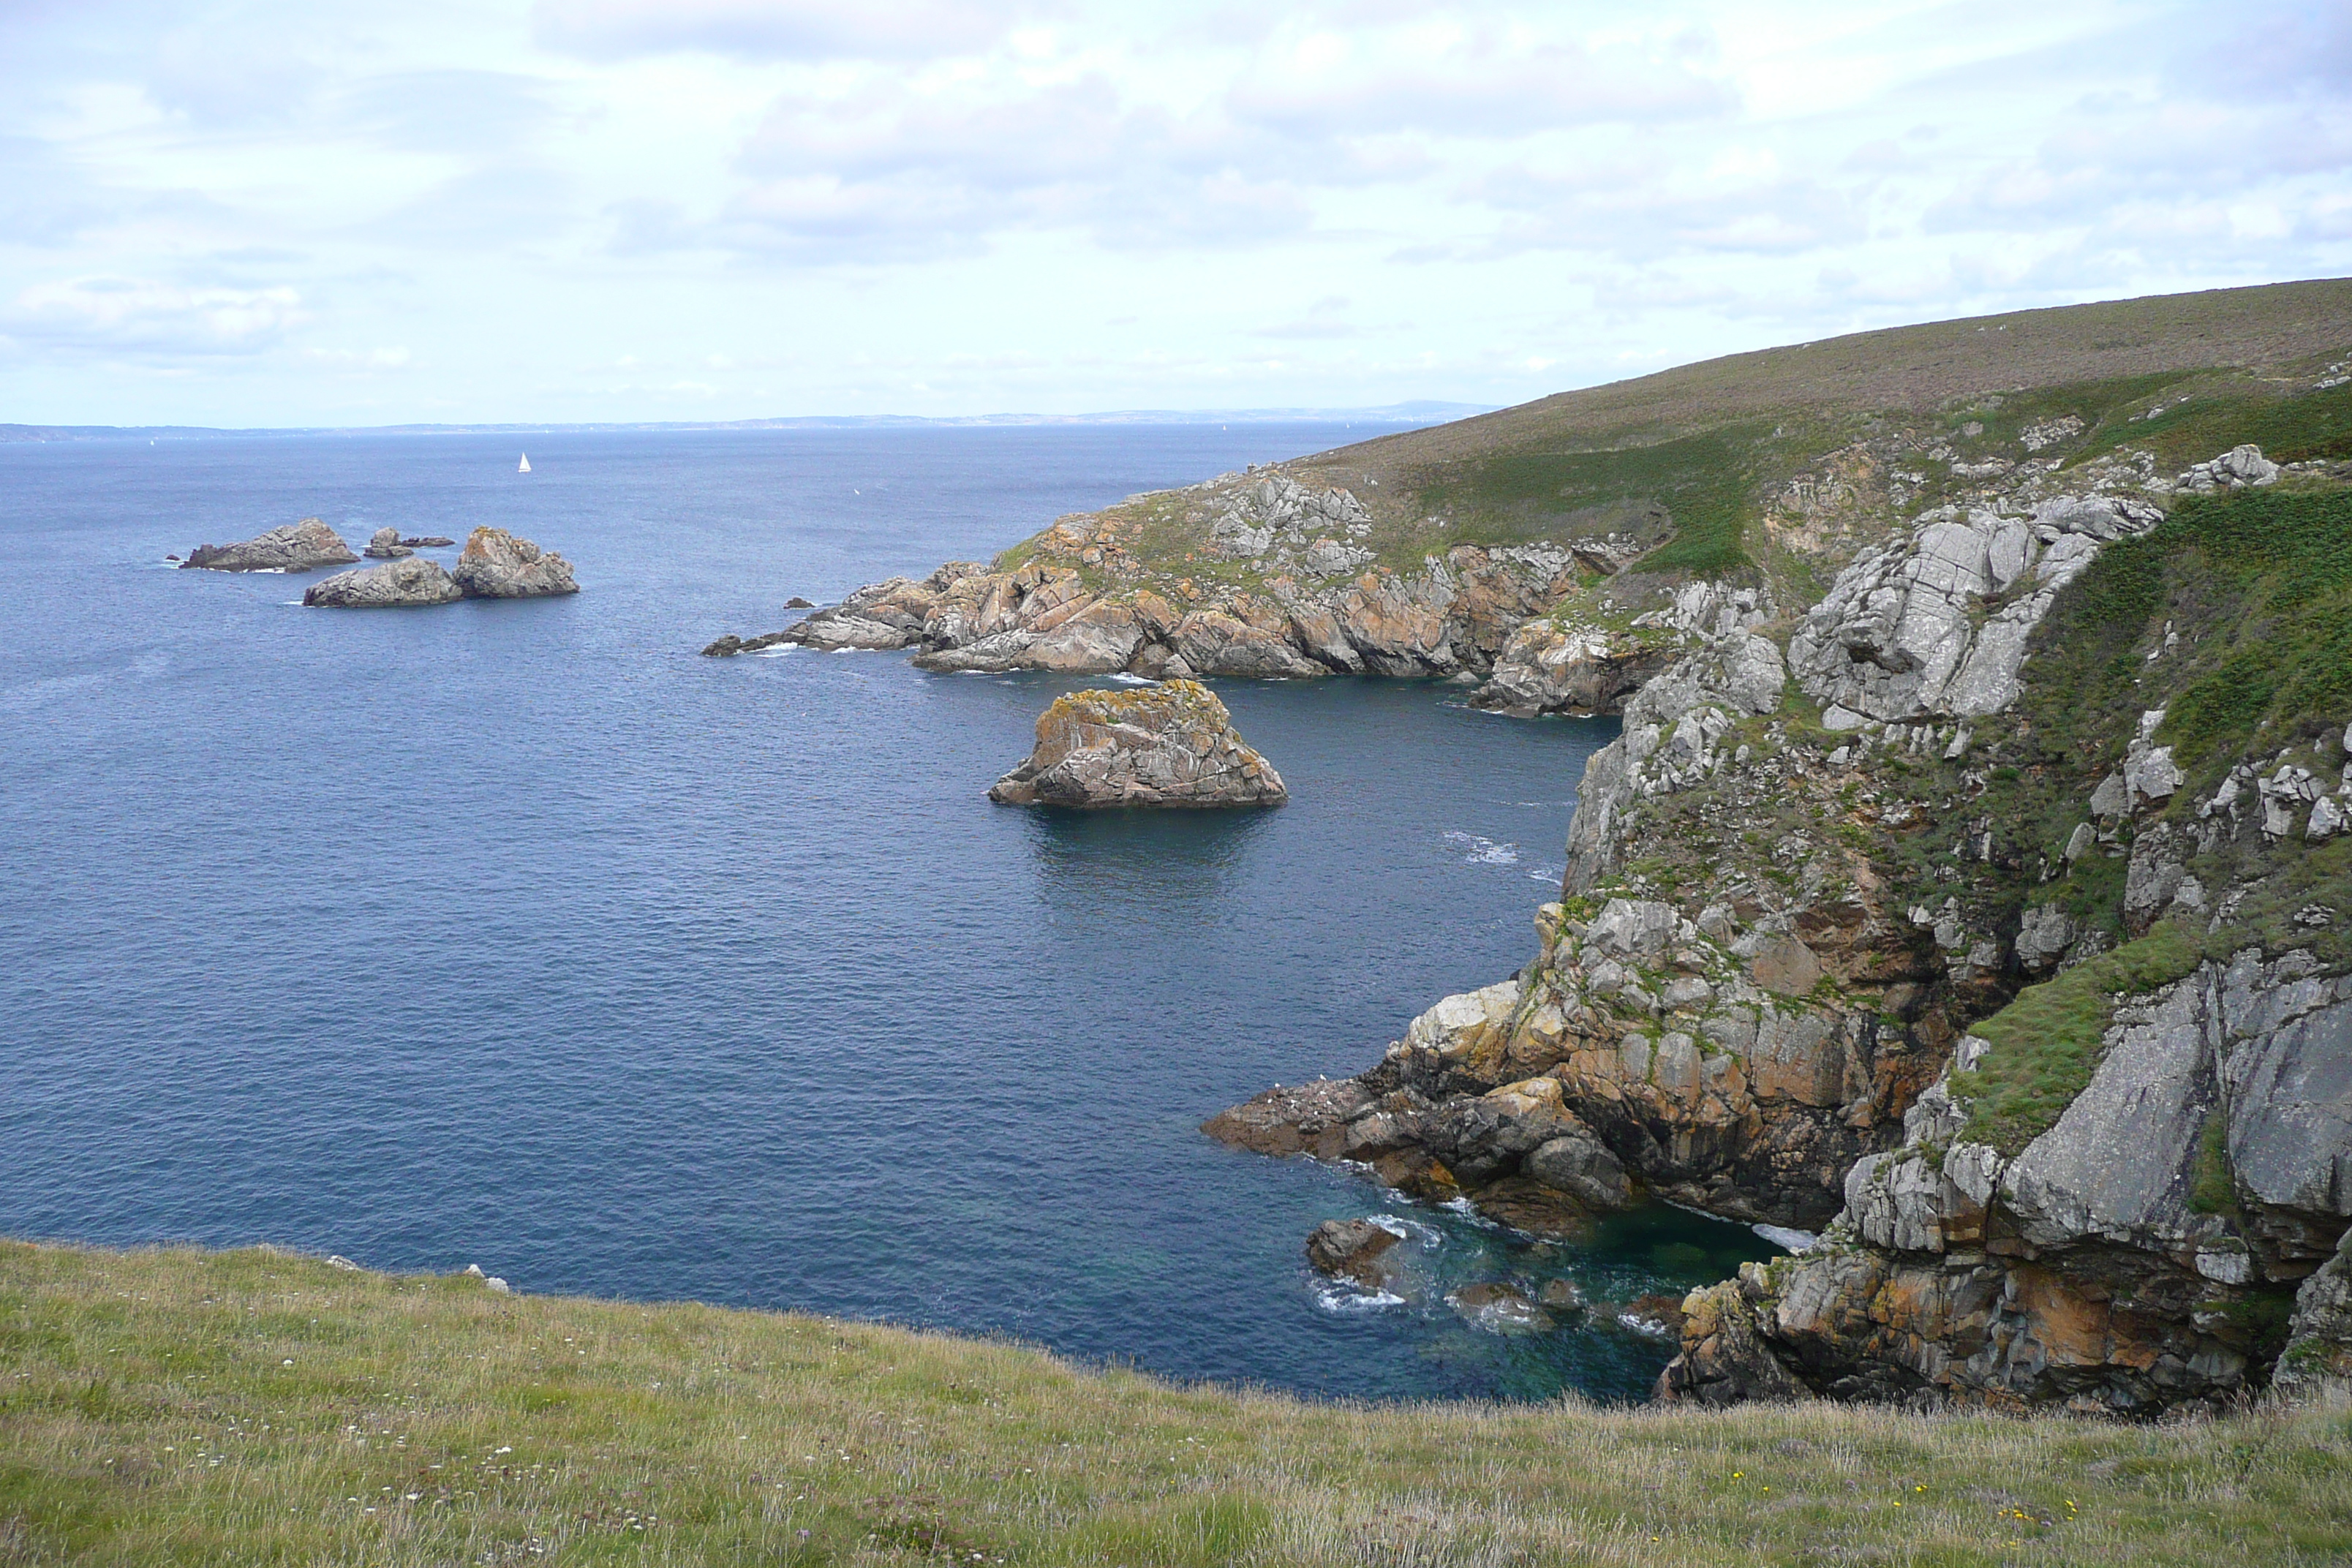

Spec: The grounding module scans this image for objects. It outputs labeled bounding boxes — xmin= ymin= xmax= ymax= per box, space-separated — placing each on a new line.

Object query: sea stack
xmin=302 ymin=557 xmax=464 ymax=608
xmin=363 ymin=527 xmax=412 ymax=559
xmin=181 ymin=518 xmax=358 ymax=572
xmin=451 ymin=526 xmax=578 ymax=598
xmin=987 ymin=679 xmax=1287 ymax=808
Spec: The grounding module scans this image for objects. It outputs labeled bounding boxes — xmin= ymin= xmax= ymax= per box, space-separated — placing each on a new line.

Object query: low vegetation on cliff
xmin=1166 ymin=284 xmax=2352 ymax=1416
xmin=4 ymin=1241 xmax=2351 ymax=1566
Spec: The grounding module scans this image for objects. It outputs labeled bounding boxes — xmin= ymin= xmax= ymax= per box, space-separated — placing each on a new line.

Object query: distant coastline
xmin=0 ymin=402 xmax=1490 ymax=444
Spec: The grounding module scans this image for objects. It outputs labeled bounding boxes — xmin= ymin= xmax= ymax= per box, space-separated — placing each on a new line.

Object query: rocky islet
xmin=987 ymin=679 xmax=1286 ymax=808
xmin=302 ymin=556 xmax=465 ymax=607
xmin=181 ymin=517 xmax=358 ymax=572
xmin=451 ymin=526 xmax=578 ymax=598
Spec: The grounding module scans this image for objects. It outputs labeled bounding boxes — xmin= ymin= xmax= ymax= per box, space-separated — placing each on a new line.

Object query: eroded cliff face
xmin=709 ymin=347 xmax=2352 ymax=1409
xmin=1661 ymin=947 xmax=2351 ymax=1414
xmin=1642 ymin=464 xmax=2352 ymax=1412
xmin=1207 ymin=433 xmax=2352 ymax=1410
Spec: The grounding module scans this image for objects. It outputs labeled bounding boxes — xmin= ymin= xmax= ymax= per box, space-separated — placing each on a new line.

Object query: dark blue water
xmin=0 ymin=426 xmax=1774 ymax=1403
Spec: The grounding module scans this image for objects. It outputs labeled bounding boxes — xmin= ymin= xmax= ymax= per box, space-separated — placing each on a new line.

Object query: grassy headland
xmin=969 ymin=278 xmax=2352 ymax=638
xmin=3 ymin=1240 xmax=2348 ymax=1565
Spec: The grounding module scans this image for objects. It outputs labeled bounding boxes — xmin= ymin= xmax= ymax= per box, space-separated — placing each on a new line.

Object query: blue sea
xmin=0 ymin=424 xmax=1775 ymax=1403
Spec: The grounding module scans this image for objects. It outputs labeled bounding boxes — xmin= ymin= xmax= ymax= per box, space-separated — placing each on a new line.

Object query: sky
xmin=2 ymin=0 xmax=2348 ymax=426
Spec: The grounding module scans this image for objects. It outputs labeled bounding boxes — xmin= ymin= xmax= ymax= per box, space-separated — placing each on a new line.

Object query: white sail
xmin=518 ymin=453 xmax=532 ymax=473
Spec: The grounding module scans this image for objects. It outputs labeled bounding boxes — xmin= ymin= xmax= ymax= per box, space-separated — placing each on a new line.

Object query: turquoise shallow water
xmin=0 ymin=424 xmax=1776 ymax=1402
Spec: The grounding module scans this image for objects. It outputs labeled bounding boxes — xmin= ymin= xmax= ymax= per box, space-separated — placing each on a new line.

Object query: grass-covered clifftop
xmin=991 ymin=279 xmax=2352 ymax=610
xmin=3 ymin=1240 xmax=2349 ymax=1565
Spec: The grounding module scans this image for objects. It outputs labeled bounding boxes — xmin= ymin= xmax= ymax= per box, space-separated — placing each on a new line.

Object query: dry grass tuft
xmin=1 ymin=1239 xmax=2348 ymax=1564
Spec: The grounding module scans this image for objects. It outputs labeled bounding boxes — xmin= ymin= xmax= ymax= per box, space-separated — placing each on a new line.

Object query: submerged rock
xmin=701 ymin=631 xmax=796 ymax=657
xmin=1450 ymin=1281 xmax=1555 ymax=1332
xmin=402 ymin=535 xmax=456 ymax=548
xmin=363 ymin=527 xmax=412 ymax=559
xmin=302 ymin=557 xmax=464 ymax=608
xmin=1305 ymin=1220 xmax=1402 ymax=1288
xmin=181 ymin=518 xmax=358 ymax=573
xmin=451 ymin=527 xmax=578 ymax=598
xmin=987 ymin=680 xmax=1286 ymax=808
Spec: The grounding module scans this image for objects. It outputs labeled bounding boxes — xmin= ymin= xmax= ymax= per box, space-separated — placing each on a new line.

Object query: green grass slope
xmin=1000 ymin=279 xmax=2352 ymax=606
xmin=1327 ymin=277 xmax=2352 ymax=467
xmin=4 ymin=1241 xmax=2350 ymax=1566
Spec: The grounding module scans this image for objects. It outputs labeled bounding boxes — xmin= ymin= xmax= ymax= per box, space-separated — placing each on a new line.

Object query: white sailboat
xmin=518 ymin=453 xmax=532 ymax=473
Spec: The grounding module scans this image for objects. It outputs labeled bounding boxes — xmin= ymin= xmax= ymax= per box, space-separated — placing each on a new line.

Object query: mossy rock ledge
xmin=988 ymin=679 xmax=1287 ymax=807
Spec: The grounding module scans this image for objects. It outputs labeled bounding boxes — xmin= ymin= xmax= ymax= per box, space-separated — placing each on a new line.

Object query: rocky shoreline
xmin=696 ymin=334 xmax=2352 ymax=1414
xmin=698 ymin=470 xmax=1710 ymax=716
xmin=1186 ymin=435 xmax=2350 ymax=1413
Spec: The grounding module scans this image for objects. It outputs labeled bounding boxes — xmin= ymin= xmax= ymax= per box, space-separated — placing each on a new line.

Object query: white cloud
xmin=532 ymin=0 xmax=1025 ymax=61
xmin=4 ymin=277 xmax=305 ymax=355
xmin=0 ymin=0 xmax=2345 ymax=423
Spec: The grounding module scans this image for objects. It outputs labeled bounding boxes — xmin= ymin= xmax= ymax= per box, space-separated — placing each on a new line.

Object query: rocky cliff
xmin=1209 ymin=431 xmax=2351 ymax=1409
xmin=712 ymin=282 xmax=2352 ymax=1409
xmin=1190 ymin=321 xmax=2351 ymax=1410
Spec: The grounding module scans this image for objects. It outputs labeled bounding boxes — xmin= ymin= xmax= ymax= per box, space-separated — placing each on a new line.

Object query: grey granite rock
xmin=2176 ymin=443 xmax=2280 ymax=492
xmin=988 ymin=679 xmax=1286 ymax=808
xmin=1663 ymin=951 xmax=2352 ymax=1412
xmin=1526 ymin=1129 xmax=1633 ymax=1209
xmin=302 ymin=557 xmax=464 ymax=608
xmin=1788 ymin=496 xmax=2160 ymax=723
xmin=362 ymin=527 xmax=412 ymax=559
xmin=2277 ymin=1229 xmax=2352 ymax=1399
xmin=1305 ymin=1219 xmax=1403 ymax=1287
xmin=451 ymin=527 xmax=578 ymax=598
xmin=182 ymin=518 xmax=358 ymax=573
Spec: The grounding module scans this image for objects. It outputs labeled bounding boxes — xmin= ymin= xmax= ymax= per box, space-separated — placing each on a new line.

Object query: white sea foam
xmin=1753 ymin=1224 xmax=1818 ymax=1254
xmin=1616 ymin=1311 xmax=1676 ymax=1339
xmin=1527 ymin=862 xmax=1566 ymax=883
xmin=1109 ymin=672 xmax=1156 ymax=685
xmin=1374 ymin=1214 xmax=1443 ymax=1248
xmin=1439 ymin=1196 xmax=1501 ymax=1229
xmin=1311 ymin=1282 xmax=1406 ymax=1315
xmin=1441 ymin=830 xmax=1519 ymax=865
xmin=751 ymin=646 xmax=796 ymax=657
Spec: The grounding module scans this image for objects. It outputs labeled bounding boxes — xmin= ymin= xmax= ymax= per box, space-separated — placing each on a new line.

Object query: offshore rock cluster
xmin=178 ymin=519 xmax=578 ymax=605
